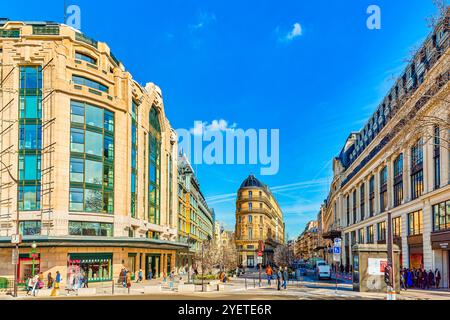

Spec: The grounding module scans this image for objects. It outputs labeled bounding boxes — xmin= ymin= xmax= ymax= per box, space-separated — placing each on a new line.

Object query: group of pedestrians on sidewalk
xmin=265 ymin=265 xmax=289 ymax=291
xmin=400 ymin=267 xmax=442 ymax=290
xmin=26 ymin=271 xmax=62 ymax=296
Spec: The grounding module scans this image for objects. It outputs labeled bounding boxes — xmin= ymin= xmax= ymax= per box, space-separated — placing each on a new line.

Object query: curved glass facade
xmin=148 ymin=107 xmax=161 ymax=225
xmin=69 ymin=100 xmax=114 ymax=213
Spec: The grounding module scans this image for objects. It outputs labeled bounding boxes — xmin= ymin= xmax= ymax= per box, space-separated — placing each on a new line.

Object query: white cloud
xmin=189 ymin=12 xmax=217 ymax=30
xmin=279 ymin=22 xmax=303 ymax=42
xmin=190 ymin=119 xmax=237 ymax=136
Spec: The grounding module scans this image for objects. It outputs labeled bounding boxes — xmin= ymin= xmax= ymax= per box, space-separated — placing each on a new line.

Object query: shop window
xmin=67 ymin=253 xmax=112 ymax=282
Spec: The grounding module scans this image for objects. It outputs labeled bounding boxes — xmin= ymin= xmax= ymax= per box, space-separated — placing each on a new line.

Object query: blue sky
xmin=2 ymin=0 xmax=440 ymax=238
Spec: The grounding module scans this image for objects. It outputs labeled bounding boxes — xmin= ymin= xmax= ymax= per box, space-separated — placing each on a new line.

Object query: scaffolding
xmin=0 ymin=60 xmax=17 ymax=235
xmin=40 ymin=57 xmax=56 ymax=236
xmin=0 ymin=51 xmax=56 ymax=237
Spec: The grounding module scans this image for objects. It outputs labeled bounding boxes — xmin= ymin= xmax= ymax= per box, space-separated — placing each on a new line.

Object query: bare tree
xmin=274 ymin=244 xmax=295 ymax=268
xmin=426 ymin=0 xmax=449 ymax=29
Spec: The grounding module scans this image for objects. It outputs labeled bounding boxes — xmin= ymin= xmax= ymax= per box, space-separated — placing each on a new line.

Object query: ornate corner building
xmin=0 ymin=20 xmax=189 ymax=284
xmin=321 ymin=12 xmax=450 ymax=285
xmin=235 ymin=175 xmax=285 ymax=268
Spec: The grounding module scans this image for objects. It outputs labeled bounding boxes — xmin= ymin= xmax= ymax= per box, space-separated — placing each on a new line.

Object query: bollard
xmin=245 ymin=277 xmax=247 ymax=290
xmin=112 ymin=280 xmax=115 ymax=295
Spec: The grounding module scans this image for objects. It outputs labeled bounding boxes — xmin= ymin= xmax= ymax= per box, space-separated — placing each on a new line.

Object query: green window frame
xmin=18 ymin=66 xmax=42 ymax=211
xmin=69 ymin=100 xmax=114 ymax=214
xmin=148 ymin=107 xmax=161 ymax=225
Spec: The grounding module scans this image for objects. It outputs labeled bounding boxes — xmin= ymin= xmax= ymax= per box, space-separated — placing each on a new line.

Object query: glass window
xmin=75 ymin=52 xmax=97 ymax=64
xmin=20 ymin=95 xmax=42 ymax=119
xmin=19 ymin=221 xmax=41 ymax=236
xmin=69 ymin=188 xmax=84 ymax=211
xmin=85 ymin=188 xmax=104 ymax=212
xmin=70 ymin=100 xmax=85 ymax=124
xmin=377 ymin=221 xmax=386 ymax=241
xmin=19 ymin=155 xmax=41 ymax=181
xmin=393 ymin=217 xmax=402 ymax=238
xmin=71 ymin=128 xmax=85 ymax=153
xmin=104 ymin=136 xmax=114 ymax=160
xmin=18 ymin=186 xmax=41 ymax=211
xmin=85 ymin=131 xmax=103 ymax=156
xmin=104 ymin=111 xmax=114 ymax=132
xmin=433 ymin=201 xmax=450 ymax=232
xmin=408 ymin=210 xmax=423 ymax=236
xmin=72 ymin=75 xmax=109 ymax=93
xmin=86 ymin=104 xmax=103 ymax=128
xmin=85 ymin=160 xmax=103 ymax=185
xmin=19 ymin=124 xmax=42 ymax=150
xmin=70 ymin=157 xmax=84 ymax=182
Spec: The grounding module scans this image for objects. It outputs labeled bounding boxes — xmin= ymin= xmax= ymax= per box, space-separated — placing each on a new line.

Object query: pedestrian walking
xmin=137 ymin=269 xmax=143 ymax=283
xmin=266 ymin=265 xmax=273 ymax=286
xmin=47 ymin=272 xmax=54 ymax=289
xmin=435 ymin=268 xmax=441 ymax=289
xmin=283 ymin=267 xmax=288 ymax=290
xmin=51 ymin=271 xmax=61 ymax=297
xmin=406 ymin=269 xmax=412 ymax=288
xmin=400 ymin=268 xmax=407 ymax=291
xmin=169 ymin=270 xmax=175 ymax=290
xmin=126 ymin=271 xmax=132 ymax=290
xmin=31 ymin=274 xmax=40 ymax=296
xmin=276 ymin=268 xmax=282 ymax=291
xmin=428 ymin=269 xmax=435 ymax=289
xmin=26 ymin=276 xmax=34 ymax=295
xmin=423 ymin=269 xmax=429 ymax=290
xmin=148 ymin=269 xmax=153 ymax=280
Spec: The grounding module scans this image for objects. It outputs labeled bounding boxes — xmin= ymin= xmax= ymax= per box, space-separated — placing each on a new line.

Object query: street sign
xmin=257 ymin=256 xmax=263 ymax=264
xmin=334 ymin=238 xmax=342 ymax=247
xmin=333 ymin=247 xmax=341 ymax=254
xmin=11 ymin=248 xmax=19 ymax=265
xmin=257 ymin=251 xmax=263 ymax=257
xmin=11 ymin=234 xmax=22 ymax=244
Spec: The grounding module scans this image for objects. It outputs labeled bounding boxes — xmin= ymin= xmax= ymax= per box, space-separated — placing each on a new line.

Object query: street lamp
xmin=201 ymin=235 xmax=212 ymax=292
xmin=31 ymin=242 xmax=37 ymax=277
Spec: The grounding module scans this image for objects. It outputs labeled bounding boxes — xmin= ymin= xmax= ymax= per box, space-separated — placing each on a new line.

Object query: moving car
xmin=315 ymin=261 xmax=331 ymax=280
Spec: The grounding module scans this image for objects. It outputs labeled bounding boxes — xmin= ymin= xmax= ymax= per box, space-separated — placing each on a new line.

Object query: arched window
xmin=148 ymin=106 xmax=161 ymax=225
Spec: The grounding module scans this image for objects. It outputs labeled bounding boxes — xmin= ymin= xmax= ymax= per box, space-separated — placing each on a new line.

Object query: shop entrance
xmin=146 ymin=254 xmax=161 ymax=279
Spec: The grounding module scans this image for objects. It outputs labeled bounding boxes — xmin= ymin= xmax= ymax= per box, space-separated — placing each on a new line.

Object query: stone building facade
xmin=321 ymin=13 xmax=450 ymax=285
xmin=0 ymin=20 xmax=186 ymax=285
xmin=235 ymin=175 xmax=285 ymax=268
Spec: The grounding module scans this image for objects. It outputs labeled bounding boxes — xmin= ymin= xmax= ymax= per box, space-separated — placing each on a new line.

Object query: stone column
xmin=374 ymin=168 xmax=380 ymax=215
xmin=423 ymin=135 xmax=433 ymax=194
xmin=387 ymin=157 xmax=394 ymax=210
xmin=403 ymin=147 xmax=411 ymax=204
xmin=422 ymin=200 xmax=433 ymax=270
xmin=401 ymin=212 xmax=409 ymax=268
xmin=440 ymin=125 xmax=449 ymax=187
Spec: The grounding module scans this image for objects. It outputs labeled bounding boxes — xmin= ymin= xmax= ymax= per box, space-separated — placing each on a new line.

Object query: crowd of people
xmin=400 ymin=268 xmax=442 ymax=290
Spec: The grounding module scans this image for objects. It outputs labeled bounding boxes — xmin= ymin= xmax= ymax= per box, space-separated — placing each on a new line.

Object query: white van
xmin=315 ymin=261 xmax=331 ymax=280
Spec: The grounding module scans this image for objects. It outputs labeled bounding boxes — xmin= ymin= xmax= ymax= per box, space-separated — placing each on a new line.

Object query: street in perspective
xmin=0 ymin=0 xmax=449 ymax=304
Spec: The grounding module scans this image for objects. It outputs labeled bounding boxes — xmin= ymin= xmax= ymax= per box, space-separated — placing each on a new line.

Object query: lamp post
xmin=31 ymin=242 xmax=37 ymax=277
xmin=0 ymin=160 xmax=19 ymax=298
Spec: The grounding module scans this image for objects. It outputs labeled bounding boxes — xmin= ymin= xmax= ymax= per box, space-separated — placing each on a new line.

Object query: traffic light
xmin=384 ymin=265 xmax=392 ymax=286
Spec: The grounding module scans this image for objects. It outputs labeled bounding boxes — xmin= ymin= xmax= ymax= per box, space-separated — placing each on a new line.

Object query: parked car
xmin=315 ymin=261 xmax=331 ymax=280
